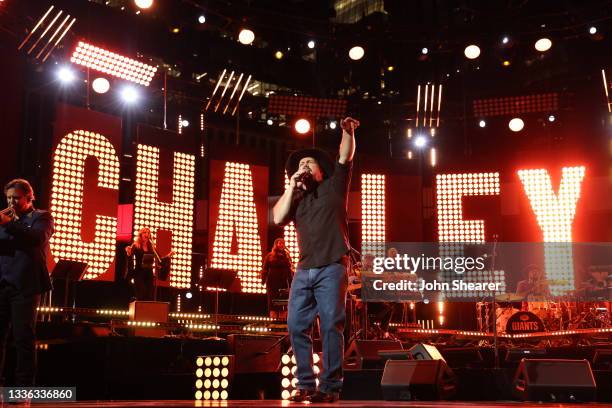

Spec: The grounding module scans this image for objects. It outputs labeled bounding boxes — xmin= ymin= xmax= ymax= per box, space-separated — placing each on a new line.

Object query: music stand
xmin=51 ymin=260 xmax=88 ymax=321
xmin=199 ymin=268 xmax=238 ymax=340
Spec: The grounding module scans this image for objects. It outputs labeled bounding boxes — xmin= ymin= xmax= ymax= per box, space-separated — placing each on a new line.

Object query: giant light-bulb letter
xmin=518 ymin=166 xmax=586 ymax=295
xmin=210 ymin=162 xmax=265 ymax=293
xmin=436 ymin=173 xmax=504 ymax=300
xmin=49 ymin=130 xmax=119 ymax=279
xmin=133 ymin=144 xmax=195 ymax=289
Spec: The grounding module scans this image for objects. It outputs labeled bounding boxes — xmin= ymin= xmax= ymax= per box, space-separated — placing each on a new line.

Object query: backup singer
xmin=126 ymin=227 xmax=158 ymax=301
xmin=261 ymin=238 xmax=293 ymax=318
xmin=0 ymin=179 xmax=53 ymax=386
xmin=273 ymin=117 xmax=359 ymax=403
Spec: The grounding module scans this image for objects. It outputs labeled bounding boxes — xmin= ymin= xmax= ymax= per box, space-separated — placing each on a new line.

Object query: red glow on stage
xmin=70 ymin=41 xmax=157 ymax=86
xmin=133 ymin=144 xmax=196 ymax=289
xmin=49 ymin=130 xmax=120 ymax=280
xmin=209 ymin=162 xmax=265 ymax=294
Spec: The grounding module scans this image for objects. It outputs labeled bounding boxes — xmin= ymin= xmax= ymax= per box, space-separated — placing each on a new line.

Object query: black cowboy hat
xmin=285 ymin=148 xmax=334 ymax=179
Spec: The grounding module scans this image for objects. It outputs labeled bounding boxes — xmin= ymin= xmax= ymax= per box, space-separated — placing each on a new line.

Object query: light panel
xmin=49 ymin=130 xmax=119 ymax=279
xmin=70 ymin=41 xmax=157 ymax=86
xmin=361 ymin=174 xmax=385 ymax=258
xmin=195 ymin=355 xmax=233 ymax=401
xmin=283 ymin=173 xmax=300 ymax=270
xmin=280 ymin=352 xmax=321 ymax=400
xmin=518 ymin=166 xmax=586 ymax=295
xmin=209 ymin=162 xmax=265 ymax=293
xmin=436 ymin=172 xmax=505 ymax=300
xmin=133 ymin=144 xmax=195 ymax=289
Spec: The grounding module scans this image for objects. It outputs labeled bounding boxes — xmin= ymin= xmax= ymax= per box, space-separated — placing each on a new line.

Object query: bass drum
xmin=496 ymin=306 xmax=519 ymax=334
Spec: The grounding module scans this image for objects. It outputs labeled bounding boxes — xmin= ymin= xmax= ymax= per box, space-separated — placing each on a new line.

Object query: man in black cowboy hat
xmin=273 ymin=117 xmax=359 ymax=403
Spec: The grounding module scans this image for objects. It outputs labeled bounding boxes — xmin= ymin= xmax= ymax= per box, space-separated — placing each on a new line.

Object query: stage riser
xmin=2 ymin=337 xmax=612 ymax=401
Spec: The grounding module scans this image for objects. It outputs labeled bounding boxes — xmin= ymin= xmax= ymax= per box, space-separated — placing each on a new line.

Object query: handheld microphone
xmin=296 ymin=171 xmax=313 ymax=184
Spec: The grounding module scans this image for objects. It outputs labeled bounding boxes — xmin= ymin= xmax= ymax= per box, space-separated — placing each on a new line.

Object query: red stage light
xmin=70 ymin=41 xmax=157 ymax=86
xmin=49 ymin=130 xmax=120 ymax=280
xmin=133 ymin=144 xmax=196 ymax=289
xmin=518 ymin=166 xmax=585 ymax=295
xmin=209 ymin=162 xmax=265 ymax=294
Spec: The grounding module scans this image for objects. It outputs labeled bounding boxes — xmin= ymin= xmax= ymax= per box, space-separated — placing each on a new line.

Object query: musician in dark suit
xmin=0 ymin=179 xmax=53 ymax=386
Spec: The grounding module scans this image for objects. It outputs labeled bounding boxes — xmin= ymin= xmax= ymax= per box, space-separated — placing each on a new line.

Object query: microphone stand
xmin=489 ymin=234 xmax=500 ymax=369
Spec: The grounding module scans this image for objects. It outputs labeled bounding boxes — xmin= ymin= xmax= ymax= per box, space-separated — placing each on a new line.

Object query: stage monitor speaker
xmin=344 ymin=339 xmax=403 ymax=369
xmin=129 ymin=301 xmax=169 ymax=338
xmin=441 ymin=347 xmax=483 ymax=368
xmin=593 ymin=349 xmax=612 ymax=370
xmin=381 ymin=359 xmax=457 ymax=400
xmin=409 ymin=343 xmax=445 ymax=361
xmin=227 ymin=334 xmax=283 ymax=373
xmin=512 ymin=359 xmax=597 ymax=402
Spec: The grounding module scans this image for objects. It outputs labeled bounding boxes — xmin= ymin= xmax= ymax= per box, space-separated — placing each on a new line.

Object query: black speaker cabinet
xmin=512 ymin=359 xmax=597 ymax=402
xmin=344 ymin=339 xmax=403 ymax=369
xmin=409 ymin=343 xmax=445 ymax=361
xmin=381 ymin=359 xmax=457 ymax=400
xmin=227 ymin=334 xmax=283 ymax=373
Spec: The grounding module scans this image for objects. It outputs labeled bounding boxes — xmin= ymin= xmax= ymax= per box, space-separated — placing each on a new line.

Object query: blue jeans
xmin=287 ymin=263 xmax=347 ymax=393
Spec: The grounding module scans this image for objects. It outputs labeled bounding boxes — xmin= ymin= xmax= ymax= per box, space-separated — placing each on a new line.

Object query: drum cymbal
xmin=495 ymin=293 xmax=524 ymax=302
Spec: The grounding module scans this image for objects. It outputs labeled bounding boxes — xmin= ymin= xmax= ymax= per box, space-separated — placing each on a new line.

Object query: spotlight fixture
xmin=478 ymin=120 xmax=486 ymax=128
xmin=57 ymin=66 xmax=75 ymax=83
xmin=120 ymin=85 xmax=139 ymax=104
xmin=387 ymin=65 xmax=394 ymax=72
xmin=92 ymin=77 xmax=110 ymax=94
xmin=589 ymin=26 xmax=597 ymax=35
xmin=185 ymin=292 xmax=193 ymax=299
xmin=534 ymin=38 xmax=552 ymax=52
xmin=329 ymin=121 xmax=337 ymax=130
xmin=181 ymin=119 xmax=190 ymax=127
xmin=548 ymin=115 xmax=555 ymax=122
xmin=464 ymin=44 xmax=480 ymax=59
xmin=238 ymin=29 xmax=255 ymax=45
xmin=172 ymin=27 xmax=180 ymax=34
xmin=198 ymin=15 xmax=206 ymax=24
xmin=502 ymin=60 xmax=511 ymax=67
xmin=414 ymin=135 xmax=427 ymax=148
xmin=421 ymin=47 xmax=428 ymax=55
xmin=134 ymin=0 xmax=153 ymax=9
xmin=508 ymin=117 xmax=524 ymax=132
xmin=274 ymin=50 xmax=283 ymax=60
xmin=348 ymin=46 xmax=365 ymax=61
xmin=294 ymin=118 xmax=311 ymax=134
xmin=266 ymin=119 xmax=273 ymax=125
xmin=502 ymin=36 xmax=510 ymax=44
xmin=307 ymin=40 xmax=315 ymax=49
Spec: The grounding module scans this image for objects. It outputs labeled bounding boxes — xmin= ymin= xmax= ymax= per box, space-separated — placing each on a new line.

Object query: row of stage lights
xmin=478 ymin=115 xmax=556 ymax=132
xmin=132 ymin=1 xmax=601 ymax=63
xmin=56 ymin=65 xmax=140 ymax=105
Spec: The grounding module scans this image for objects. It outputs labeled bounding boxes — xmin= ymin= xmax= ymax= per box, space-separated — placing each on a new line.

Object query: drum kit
xmin=483 ymin=294 xmax=612 ymax=334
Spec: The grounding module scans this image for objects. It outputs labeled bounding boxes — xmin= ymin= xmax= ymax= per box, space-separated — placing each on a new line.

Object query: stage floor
xmin=24 ymin=401 xmax=608 ymax=408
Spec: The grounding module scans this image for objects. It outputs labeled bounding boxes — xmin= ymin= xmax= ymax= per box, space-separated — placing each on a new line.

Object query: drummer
xmin=581 ymin=265 xmax=611 ymax=301
xmin=515 ymin=264 xmax=549 ymax=301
